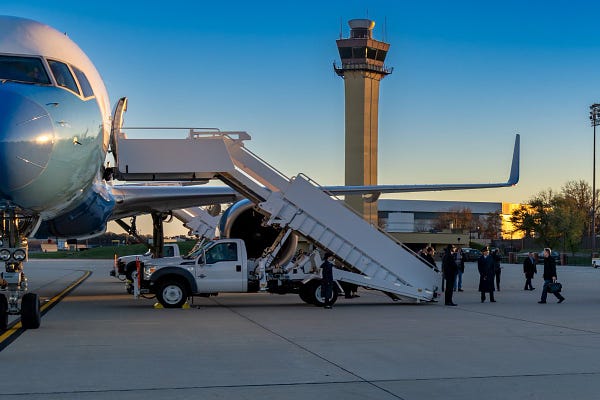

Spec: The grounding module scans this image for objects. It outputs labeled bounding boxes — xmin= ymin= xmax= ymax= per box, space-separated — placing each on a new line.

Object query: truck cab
xmin=143 ymin=239 xmax=248 ymax=307
xmin=112 ymin=243 xmax=181 ymax=280
xmin=192 ymin=239 xmax=247 ymax=292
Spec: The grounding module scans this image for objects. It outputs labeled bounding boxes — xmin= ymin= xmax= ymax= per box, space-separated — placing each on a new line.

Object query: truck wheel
xmin=307 ymin=281 xmax=338 ymax=307
xmin=299 ymin=283 xmax=315 ymax=304
xmin=125 ymin=262 xmax=138 ymax=281
xmin=156 ymin=280 xmax=188 ymax=308
xmin=0 ymin=294 xmax=7 ymax=331
xmin=21 ymin=293 xmax=41 ymax=329
xmin=130 ymin=270 xmax=138 ymax=285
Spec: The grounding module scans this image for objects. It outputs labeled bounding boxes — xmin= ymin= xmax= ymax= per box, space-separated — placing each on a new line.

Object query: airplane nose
xmin=0 ymin=90 xmax=54 ymax=193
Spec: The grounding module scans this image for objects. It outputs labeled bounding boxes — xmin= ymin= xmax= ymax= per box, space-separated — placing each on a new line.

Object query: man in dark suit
xmin=523 ymin=252 xmax=537 ymax=290
xmin=320 ymin=252 xmax=335 ymax=309
xmin=538 ymin=248 xmax=565 ymax=304
xmin=478 ymin=247 xmax=496 ymax=303
xmin=442 ymin=244 xmax=458 ymax=306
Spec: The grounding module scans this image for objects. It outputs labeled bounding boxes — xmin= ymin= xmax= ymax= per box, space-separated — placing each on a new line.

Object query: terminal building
xmin=378 ymin=199 xmax=523 ymax=249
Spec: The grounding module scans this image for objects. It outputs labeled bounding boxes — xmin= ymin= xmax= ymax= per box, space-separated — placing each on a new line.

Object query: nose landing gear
xmin=0 ymin=209 xmax=40 ymax=331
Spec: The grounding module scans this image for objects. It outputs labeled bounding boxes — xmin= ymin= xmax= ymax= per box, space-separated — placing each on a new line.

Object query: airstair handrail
xmin=120 ymin=127 xmax=253 ymax=142
xmin=233 ymin=142 xmax=292 ymax=184
xmin=294 ymin=173 xmax=427 ymax=264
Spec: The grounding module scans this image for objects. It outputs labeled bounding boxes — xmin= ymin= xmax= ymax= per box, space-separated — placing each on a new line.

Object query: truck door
xmin=196 ymin=241 xmax=244 ymax=292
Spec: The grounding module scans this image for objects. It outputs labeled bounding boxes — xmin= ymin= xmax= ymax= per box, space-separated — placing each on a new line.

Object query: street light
xmin=589 ymin=103 xmax=600 ymax=257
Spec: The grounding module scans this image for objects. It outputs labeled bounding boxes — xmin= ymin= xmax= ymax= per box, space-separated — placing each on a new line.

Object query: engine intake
xmin=219 ymin=199 xmax=298 ymax=264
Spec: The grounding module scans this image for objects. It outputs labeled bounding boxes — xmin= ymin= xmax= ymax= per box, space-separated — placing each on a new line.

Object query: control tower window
xmin=48 ymin=60 xmax=80 ymax=95
xmin=351 ymin=28 xmax=370 ymax=39
xmin=375 ymin=50 xmax=387 ymax=62
xmin=0 ymin=56 xmax=51 ymax=84
xmin=352 ymin=47 xmax=367 ymax=58
xmin=367 ymin=47 xmax=377 ymax=60
xmin=72 ymin=66 xmax=94 ymax=98
xmin=338 ymin=47 xmax=352 ymax=59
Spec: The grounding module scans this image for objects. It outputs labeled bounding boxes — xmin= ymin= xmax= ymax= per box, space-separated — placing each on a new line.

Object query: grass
xmin=29 ymin=241 xmax=198 ymax=259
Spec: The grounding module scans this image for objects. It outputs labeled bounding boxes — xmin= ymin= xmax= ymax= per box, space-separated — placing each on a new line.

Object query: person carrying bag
xmin=538 ymin=248 xmax=565 ymax=304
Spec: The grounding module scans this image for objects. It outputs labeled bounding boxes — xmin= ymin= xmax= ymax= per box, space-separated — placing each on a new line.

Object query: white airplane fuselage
xmin=0 ymin=16 xmax=113 ymax=236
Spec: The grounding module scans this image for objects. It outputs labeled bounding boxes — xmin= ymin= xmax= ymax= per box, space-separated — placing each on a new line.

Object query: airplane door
xmin=195 ymin=241 xmax=244 ymax=292
xmin=109 ymin=97 xmax=127 ymax=169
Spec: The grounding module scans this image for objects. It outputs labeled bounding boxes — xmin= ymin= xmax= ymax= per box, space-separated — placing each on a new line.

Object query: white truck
xmin=135 ymin=238 xmax=340 ymax=308
xmin=111 ymin=243 xmax=182 ymax=292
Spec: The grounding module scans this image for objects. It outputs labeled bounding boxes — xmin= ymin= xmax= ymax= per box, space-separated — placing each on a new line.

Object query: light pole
xmin=589 ymin=104 xmax=600 ymax=258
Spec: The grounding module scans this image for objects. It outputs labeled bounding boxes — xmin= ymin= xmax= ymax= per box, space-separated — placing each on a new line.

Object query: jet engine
xmin=218 ymin=199 xmax=298 ymax=264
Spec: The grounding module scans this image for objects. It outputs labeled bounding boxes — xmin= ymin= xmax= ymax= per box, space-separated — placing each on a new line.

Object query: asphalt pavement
xmin=1 ymin=259 xmax=600 ymax=399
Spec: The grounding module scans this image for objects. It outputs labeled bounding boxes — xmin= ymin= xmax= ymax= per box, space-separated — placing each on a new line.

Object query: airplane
xmin=0 ymin=15 xmax=519 ymax=330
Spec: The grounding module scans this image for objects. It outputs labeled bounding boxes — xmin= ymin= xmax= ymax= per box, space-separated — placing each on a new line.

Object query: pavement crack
xmin=455 ymin=307 xmax=600 ymax=335
xmin=210 ymin=297 xmax=407 ymax=400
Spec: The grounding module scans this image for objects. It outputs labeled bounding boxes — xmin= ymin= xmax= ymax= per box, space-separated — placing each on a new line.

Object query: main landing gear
xmin=115 ymin=212 xmax=171 ymax=295
xmin=0 ymin=209 xmax=41 ymax=331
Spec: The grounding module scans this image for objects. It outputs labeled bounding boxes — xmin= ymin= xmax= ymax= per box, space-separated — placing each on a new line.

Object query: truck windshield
xmin=0 ymin=55 xmax=51 ymax=84
xmin=183 ymin=240 xmax=214 ymax=259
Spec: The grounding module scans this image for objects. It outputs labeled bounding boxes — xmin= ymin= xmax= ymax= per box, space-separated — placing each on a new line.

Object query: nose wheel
xmin=0 ymin=294 xmax=7 ymax=331
xmin=0 ymin=292 xmax=41 ymax=331
xmin=0 ymin=208 xmax=42 ymax=330
xmin=21 ymin=292 xmax=40 ymax=329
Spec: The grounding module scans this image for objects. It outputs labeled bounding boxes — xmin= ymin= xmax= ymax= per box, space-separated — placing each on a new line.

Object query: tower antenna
xmin=339 ymin=17 xmax=343 ymax=39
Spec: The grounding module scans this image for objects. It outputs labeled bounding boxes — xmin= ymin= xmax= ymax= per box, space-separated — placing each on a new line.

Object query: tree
xmin=510 ymin=205 xmax=536 ymax=238
xmin=433 ymin=208 xmax=473 ymax=232
xmin=481 ymin=211 xmax=502 ymax=240
xmin=510 ymin=189 xmax=559 ymax=247
xmin=511 ymin=187 xmax=587 ymax=251
xmin=560 ymin=180 xmax=596 ymax=237
xmin=552 ymin=195 xmax=586 ymax=254
xmin=528 ymin=189 xmax=560 ymax=247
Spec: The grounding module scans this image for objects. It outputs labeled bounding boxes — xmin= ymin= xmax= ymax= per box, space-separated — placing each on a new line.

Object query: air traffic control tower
xmin=334 ymin=19 xmax=392 ymax=224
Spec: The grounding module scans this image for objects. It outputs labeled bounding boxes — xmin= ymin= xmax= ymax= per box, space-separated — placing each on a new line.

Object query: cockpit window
xmin=0 ymin=55 xmax=51 ymax=84
xmin=48 ymin=60 xmax=80 ymax=95
xmin=72 ymin=66 xmax=94 ymax=98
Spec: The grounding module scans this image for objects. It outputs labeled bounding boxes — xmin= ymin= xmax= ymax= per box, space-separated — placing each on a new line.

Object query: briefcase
xmin=547 ymin=282 xmax=562 ymax=293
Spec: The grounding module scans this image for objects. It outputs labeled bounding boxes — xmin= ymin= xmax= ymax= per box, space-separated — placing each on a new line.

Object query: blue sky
xmin=3 ymin=1 xmax=599 ymax=234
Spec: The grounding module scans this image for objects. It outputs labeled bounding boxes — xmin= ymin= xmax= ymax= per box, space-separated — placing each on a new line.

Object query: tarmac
xmin=1 ymin=259 xmax=600 ymax=399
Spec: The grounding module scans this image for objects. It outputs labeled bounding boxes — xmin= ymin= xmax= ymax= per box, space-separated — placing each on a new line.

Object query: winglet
xmin=507 ymin=134 xmax=520 ymax=185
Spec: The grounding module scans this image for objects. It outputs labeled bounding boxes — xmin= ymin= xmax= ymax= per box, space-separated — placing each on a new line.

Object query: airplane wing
xmin=110 ymin=134 xmax=519 ymax=217
xmin=324 ymin=134 xmax=520 ymax=198
xmin=109 ymin=185 xmax=241 ymax=220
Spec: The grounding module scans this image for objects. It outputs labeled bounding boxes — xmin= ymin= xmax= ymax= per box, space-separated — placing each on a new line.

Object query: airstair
xmin=172 ymin=207 xmax=220 ymax=239
xmin=118 ymin=131 xmax=439 ymax=302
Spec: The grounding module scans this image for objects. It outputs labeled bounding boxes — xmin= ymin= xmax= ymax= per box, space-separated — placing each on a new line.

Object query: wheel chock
xmin=152 ymin=302 xmax=190 ymax=309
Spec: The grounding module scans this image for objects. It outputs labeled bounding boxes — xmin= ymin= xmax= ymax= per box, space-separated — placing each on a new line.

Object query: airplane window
xmin=0 ymin=55 xmax=51 ymax=84
xmin=48 ymin=60 xmax=80 ymax=95
xmin=72 ymin=66 xmax=94 ymax=98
